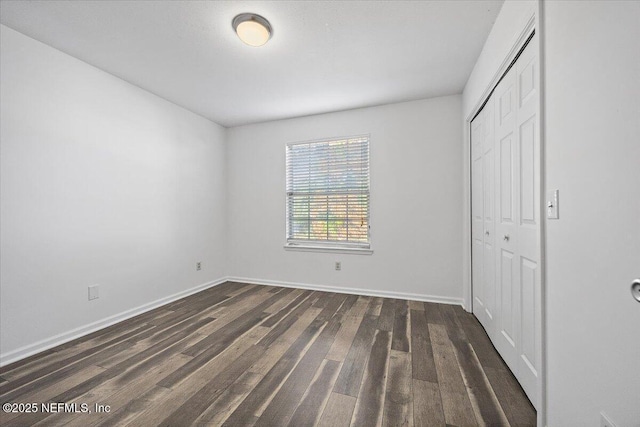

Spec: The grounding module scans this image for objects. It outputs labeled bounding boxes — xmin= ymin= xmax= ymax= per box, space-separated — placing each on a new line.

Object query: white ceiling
xmin=0 ymin=0 xmax=503 ymax=127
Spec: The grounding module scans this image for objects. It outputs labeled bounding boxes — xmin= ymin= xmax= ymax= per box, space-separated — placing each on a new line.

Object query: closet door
xmin=471 ymin=99 xmax=497 ymax=337
xmin=494 ymin=58 xmax=520 ymax=373
xmin=512 ymin=36 xmax=540 ymax=404
xmin=472 ymin=35 xmax=540 ymax=408
xmin=482 ymin=98 xmax=497 ymax=334
xmin=494 ymin=36 xmax=540 ymax=406
xmin=471 ymin=109 xmax=486 ymax=326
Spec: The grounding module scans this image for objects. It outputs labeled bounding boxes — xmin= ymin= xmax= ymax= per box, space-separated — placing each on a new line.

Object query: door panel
xmin=494 ymin=57 xmax=522 ymax=377
xmin=519 ymin=55 xmax=536 ymax=105
xmin=483 ymin=145 xmax=494 ymax=225
xmin=482 ymin=226 xmax=495 ymax=322
xmin=499 ymin=137 xmax=513 ymax=223
xmin=482 ymin=100 xmax=496 ymax=324
xmin=521 ymin=256 xmax=538 ymax=372
xmin=513 ymin=34 xmax=540 ymax=402
xmin=471 ymin=110 xmax=486 ymax=326
xmin=499 ymin=84 xmax=513 ymax=125
xmin=499 ymin=249 xmax=516 ymax=346
xmin=482 ymin=143 xmax=495 ymax=323
xmin=471 ymin=34 xmax=540 ymax=408
xmin=520 ymin=117 xmax=537 ymax=224
xmin=472 ymin=98 xmax=498 ymax=336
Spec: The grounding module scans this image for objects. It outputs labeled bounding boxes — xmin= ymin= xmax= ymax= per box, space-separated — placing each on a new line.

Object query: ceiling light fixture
xmin=232 ymin=13 xmax=272 ymax=47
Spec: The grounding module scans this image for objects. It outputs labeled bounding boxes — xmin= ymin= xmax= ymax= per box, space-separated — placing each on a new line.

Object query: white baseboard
xmin=227 ymin=276 xmax=464 ymax=306
xmin=1 ymin=276 xmax=462 ymax=367
xmin=0 ymin=277 xmax=228 ymax=367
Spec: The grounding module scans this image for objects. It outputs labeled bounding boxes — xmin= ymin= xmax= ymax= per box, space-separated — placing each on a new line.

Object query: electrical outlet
xmin=600 ymin=412 xmax=617 ymax=427
xmin=196 ymin=262 xmax=202 ymax=271
xmin=335 ymin=261 xmax=341 ymax=271
xmin=88 ymin=285 xmax=99 ymax=301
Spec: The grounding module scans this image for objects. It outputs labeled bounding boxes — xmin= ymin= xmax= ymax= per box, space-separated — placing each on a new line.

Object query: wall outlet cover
xmin=88 ymin=285 xmax=99 ymax=301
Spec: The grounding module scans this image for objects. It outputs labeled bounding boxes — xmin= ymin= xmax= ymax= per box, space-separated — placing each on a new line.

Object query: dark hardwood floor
xmin=0 ymin=282 xmax=535 ymax=426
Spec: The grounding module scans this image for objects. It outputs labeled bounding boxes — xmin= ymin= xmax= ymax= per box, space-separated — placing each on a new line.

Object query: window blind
xmin=286 ymin=135 xmax=370 ymax=248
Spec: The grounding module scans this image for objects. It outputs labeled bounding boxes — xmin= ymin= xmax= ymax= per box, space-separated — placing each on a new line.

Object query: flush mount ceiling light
xmin=232 ymin=13 xmax=272 ymax=47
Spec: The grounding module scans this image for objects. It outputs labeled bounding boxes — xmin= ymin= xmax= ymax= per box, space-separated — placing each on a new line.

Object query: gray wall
xmin=0 ymin=26 xmax=228 ymax=363
xmin=226 ymin=96 xmax=464 ymax=302
xmin=543 ymin=1 xmax=640 ymax=425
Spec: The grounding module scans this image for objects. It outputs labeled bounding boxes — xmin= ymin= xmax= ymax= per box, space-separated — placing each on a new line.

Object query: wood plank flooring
xmin=0 ymin=282 xmax=536 ymax=426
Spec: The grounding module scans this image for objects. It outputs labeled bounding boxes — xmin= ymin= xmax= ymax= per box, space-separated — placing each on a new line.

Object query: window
xmin=286 ymin=135 xmax=370 ymax=251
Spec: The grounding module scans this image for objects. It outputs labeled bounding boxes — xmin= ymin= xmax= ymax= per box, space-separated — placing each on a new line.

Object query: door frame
xmin=462 ymin=4 xmax=546 ymax=426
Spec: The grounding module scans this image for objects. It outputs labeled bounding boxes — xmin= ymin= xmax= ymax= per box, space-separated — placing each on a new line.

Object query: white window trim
xmin=283 ymin=243 xmax=373 ymax=255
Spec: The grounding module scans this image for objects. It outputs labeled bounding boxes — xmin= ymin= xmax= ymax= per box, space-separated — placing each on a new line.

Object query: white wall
xmin=226 ymin=96 xmax=463 ymax=302
xmin=0 ymin=25 xmax=227 ymax=364
xmin=543 ymin=2 xmax=640 ymax=426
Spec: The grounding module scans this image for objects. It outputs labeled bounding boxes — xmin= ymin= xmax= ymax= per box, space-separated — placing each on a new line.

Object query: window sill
xmin=284 ymin=244 xmax=373 ymax=255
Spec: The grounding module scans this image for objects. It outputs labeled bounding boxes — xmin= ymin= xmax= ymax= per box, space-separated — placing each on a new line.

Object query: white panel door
xmin=472 ymin=35 xmax=540 ymax=408
xmin=513 ymin=36 xmax=540 ymax=404
xmin=471 ymin=98 xmax=497 ymax=338
xmin=494 ymin=36 xmax=540 ymax=406
xmin=494 ymin=53 xmax=520 ymax=373
xmin=471 ymin=108 xmax=487 ymax=326
xmin=482 ymin=96 xmax=497 ymax=333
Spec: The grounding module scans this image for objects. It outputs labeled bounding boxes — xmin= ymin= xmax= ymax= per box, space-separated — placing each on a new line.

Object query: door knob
xmin=503 ymin=235 xmax=510 ymax=241
xmin=485 ymin=230 xmax=490 ymax=236
xmin=632 ymin=279 xmax=640 ymax=303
